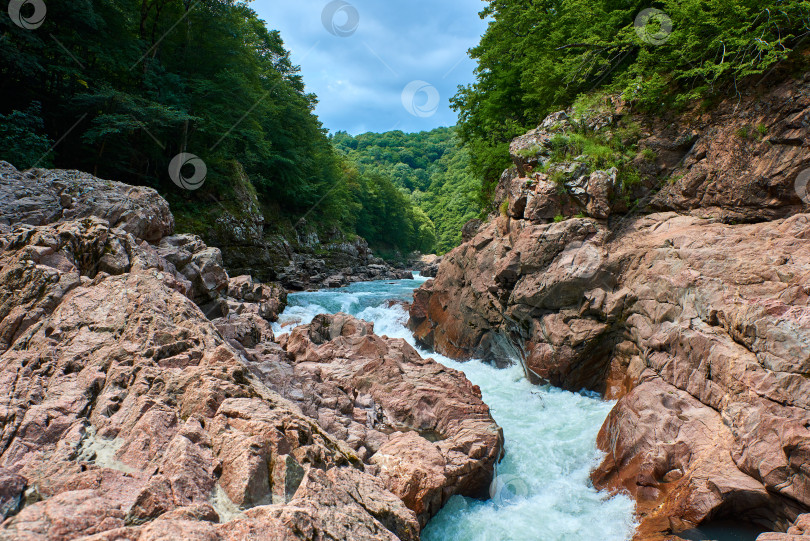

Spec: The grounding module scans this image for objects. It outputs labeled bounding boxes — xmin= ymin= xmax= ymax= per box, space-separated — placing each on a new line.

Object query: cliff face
xmin=0 ymin=163 xmax=502 ymax=540
xmin=174 ymin=165 xmax=411 ymax=291
xmin=408 ymin=75 xmax=810 ymax=538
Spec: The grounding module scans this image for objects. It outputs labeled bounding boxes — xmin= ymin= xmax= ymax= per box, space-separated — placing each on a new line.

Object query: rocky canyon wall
xmin=0 ymin=162 xmax=502 ymax=540
xmin=408 ymin=74 xmax=810 ymax=539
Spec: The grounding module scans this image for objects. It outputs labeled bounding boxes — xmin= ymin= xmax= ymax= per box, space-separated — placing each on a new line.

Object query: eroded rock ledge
xmin=0 ymin=164 xmax=502 ymax=540
xmin=409 ymin=75 xmax=810 ymax=539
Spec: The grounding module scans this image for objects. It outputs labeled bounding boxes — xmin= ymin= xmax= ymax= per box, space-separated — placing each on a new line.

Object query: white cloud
xmin=252 ymin=0 xmax=487 ymax=134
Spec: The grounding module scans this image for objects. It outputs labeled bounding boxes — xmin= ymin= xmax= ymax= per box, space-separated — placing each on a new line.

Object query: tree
xmin=453 ymin=0 xmax=810 ymax=195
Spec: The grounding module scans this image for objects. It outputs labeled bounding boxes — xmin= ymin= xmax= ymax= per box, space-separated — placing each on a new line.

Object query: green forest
xmin=332 ymin=128 xmax=480 ymax=254
xmin=0 ymin=0 xmax=439 ymax=255
xmin=453 ymin=0 xmax=810 ymax=197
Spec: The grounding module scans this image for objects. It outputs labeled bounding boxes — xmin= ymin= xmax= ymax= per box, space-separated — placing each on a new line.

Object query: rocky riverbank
xmin=409 ymin=74 xmax=810 ymax=539
xmin=0 ymin=164 xmax=502 ymax=539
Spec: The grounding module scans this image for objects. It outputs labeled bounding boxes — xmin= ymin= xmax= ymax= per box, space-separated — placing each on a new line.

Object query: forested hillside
xmin=454 ymin=0 xmax=810 ymax=200
xmin=0 ymin=0 xmax=434 ymax=256
xmin=333 ymin=128 xmax=480 ymax=254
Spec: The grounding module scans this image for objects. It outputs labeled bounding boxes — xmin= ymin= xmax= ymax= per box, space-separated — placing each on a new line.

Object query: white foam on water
xmin=275 ymin=276 xmax=637 ymax=541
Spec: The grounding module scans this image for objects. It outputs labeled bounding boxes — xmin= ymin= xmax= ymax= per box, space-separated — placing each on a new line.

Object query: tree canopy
xmin=333 ymin=128 xmax=481 ymax=254
xmin=453 ymin=0 xmax=810 ymax=196
xmin=0 ymin=0 xmax=438 ymax=256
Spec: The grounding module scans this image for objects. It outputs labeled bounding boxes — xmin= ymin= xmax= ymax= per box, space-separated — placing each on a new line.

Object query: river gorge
xmin=273 ymin=276 xmax=637 ymax=541
xmin=1 ymin=57 xmax=809 ymax=541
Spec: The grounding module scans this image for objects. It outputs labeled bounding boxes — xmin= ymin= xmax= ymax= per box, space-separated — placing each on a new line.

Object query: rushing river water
xmin=272 ymin=275 xmax=637 ymax=541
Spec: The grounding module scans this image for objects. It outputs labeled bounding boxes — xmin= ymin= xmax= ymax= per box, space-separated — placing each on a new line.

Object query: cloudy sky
xmin=251 ymin=0 xmax=489 ymax=135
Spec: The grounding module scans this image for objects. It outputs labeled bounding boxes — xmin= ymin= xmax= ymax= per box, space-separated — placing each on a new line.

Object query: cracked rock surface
xmin=410 ymin=75 xmax=810 ymax=539
xmin=0 ymin=164 xmax=502 ymax=540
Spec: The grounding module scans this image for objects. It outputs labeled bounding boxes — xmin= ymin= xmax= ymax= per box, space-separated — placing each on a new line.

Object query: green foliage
xmin=516 ymin=146 xmax=541 ymax=158
xmin=541 ymin=114 xmax=647 ymax=196
xmin=548 ymin=169 xmax=568 ymax=192
xmin=341 ymin=165 xmax=437 ymax=255
xmin=453 ymin=0 xmax=810 ymax=196
xmin=0 ymin=102 xmax=53 ymax=169
xmin=736 ymin=125 xmax=753 ymax=139
xmin=618 ymin=165 xmax=642 ymax=192
xmin=553 ymin=214 xmax=566 ymax=223
xmin=544 ymin=121 xmax=640 ymax=173
xmin=334 ymin=128 xmax=482 ymax=254
xmin=736 ymin=123 xmax=770 ymax=140
xmin=0 ymin=0 xmax=434 ymax=256
xmin=616 ymin=120 xmax=643 ymax=145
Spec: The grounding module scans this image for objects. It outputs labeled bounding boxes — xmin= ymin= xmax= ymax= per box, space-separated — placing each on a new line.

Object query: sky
xmin=251 ymin=0 xmax=489 ymax=135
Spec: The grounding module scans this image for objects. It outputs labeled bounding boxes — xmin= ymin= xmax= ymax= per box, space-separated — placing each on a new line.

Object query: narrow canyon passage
xmin=272 ymin=276 xmax=637 ymax=541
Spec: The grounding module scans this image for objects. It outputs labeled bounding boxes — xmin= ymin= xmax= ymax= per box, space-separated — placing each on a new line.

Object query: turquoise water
xmin=274 ymin=275 xmax=637 ymax=541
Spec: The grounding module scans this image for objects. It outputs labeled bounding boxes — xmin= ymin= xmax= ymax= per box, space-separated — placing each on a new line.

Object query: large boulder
xmin=262 ymin=313 xmax=504 ymax=526
xmin=0 ymin=162 xmax=173 ymax=243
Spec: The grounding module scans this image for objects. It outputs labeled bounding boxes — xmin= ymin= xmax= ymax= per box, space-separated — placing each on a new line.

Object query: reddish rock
xmin=280 ymin=312 xmax=504 ymax=526
xmin=0 ymin=167 xmax=502 ymax=540
xmin=648 ymin=75 xmax=810 ymax=222
xmin=409 ymin=87 xmax=810 ymax=537
xmin=757 ymin=513 xmax=810 ymax=539
xmin=0 ymin=224 xmax=420 ymax=540
xmin=0 ymin=468 xmax=25 ymax=519
xmin=371 ymin=432 xmax=447 ymax=519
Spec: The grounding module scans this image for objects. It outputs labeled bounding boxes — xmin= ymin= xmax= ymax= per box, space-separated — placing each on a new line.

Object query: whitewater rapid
xmin=272 ymin=275 xmax=637 ymax=541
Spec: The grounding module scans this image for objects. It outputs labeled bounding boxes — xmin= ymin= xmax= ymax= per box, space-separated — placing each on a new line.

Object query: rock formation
xmin=409 ymin=75 xmax=810 ymax=539
xmin=759 ymin=514 xmax=810 ymax=539
xmin=0 ymin=163 xmax=502 ymax=540
xmin=409 ymin=254 xmax=443 ymax=278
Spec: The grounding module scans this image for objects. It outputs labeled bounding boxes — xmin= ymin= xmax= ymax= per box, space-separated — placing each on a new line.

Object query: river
xmin=272 ymin=275 xmax=637 ymax=541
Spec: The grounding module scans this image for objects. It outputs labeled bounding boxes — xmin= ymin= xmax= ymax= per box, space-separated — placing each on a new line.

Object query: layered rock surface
xmin=409 ymin=75 xmax=810 ymax=539
xmin=0 ymin=165 xmax=502 ymax=540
